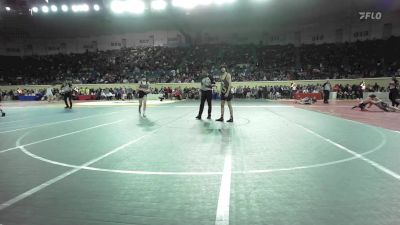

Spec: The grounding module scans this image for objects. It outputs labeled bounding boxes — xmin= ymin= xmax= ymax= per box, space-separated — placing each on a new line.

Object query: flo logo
xmin=359 ymin=12 xmax=382 ymax=20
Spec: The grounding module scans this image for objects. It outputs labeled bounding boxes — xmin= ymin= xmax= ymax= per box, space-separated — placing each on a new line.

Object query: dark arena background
xmin=1 ymin=0 xmax=400 ymax=225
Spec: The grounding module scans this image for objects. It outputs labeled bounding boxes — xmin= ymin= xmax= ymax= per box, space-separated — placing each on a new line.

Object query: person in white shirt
xmin=46 ymin=85 xmax=54 ymax=103
xmin=358 ymin=80 xmax=366 ymax=100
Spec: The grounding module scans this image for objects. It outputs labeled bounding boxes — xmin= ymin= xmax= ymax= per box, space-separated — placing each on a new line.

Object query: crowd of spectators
xmin=1 ymin=37 xmax=400 ymax=85
xmin=0 ymin=82 xmax=388 ymax=102
xmin=333 ymin=82 xmax=387 ymax=99
xmin=0 ymin=86 xmax=198 ymax=101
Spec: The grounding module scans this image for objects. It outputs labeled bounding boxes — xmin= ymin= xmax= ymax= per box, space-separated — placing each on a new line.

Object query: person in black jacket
xmin=389 ymin=76 xmax=399 ymax=107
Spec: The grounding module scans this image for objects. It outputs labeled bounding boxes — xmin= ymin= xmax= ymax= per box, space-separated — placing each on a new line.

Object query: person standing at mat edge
xmin=61 ymin=81 xmax=73 ymax=109
xmin=196 ymin=70 xmax=215 ymax=120
xmin=0 ymin=94 xmax=5 ymax=117
xmin=46 ymin=84 xmax=55 ymax=103
xmin=322 ymin=79 xmax=332 ymax=104
xmin=0 ymin=108 xmax=4 ymax=117
xmin=389 ymin=76 xmax=399 ymax=107
xmin=358 ymin=80 xmax=366 ymax=100
xmin=216 ymin=65 xmax=233 ymax=122
xmin=138 ymin=76 xmax=150 ymax=117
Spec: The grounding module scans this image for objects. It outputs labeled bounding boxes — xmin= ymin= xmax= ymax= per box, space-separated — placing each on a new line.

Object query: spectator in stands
xmin=1 ymin=37 xmax=400 ymax=85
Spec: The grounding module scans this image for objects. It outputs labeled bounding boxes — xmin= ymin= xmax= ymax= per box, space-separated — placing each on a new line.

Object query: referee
xmin=322 ymin=79 xmax=332 ymax=104
xmin=61 ymin=81 xmax=73 ymax=109
xmin=196 ymin=71 xmax=215 ymax=120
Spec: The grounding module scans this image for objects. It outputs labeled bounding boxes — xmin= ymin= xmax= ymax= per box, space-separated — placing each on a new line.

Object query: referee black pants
xmin=389 ymin=89 xmax=399 ymax=107
xmin=198 ymin=90 xmax=212 ymax=117
xmin=323 ymin=90 xmax=330 ymax=103
xmin=64 ymin=92 xmax=72 ymax=108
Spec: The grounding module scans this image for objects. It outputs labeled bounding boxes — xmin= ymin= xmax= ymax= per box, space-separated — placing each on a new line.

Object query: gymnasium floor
xmin=0 ymin=100 xmax=399 ymax=225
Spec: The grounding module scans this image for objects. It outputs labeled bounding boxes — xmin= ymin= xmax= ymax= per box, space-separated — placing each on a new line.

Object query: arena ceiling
xmin=0 ymin=0 xmax=399 ymax=39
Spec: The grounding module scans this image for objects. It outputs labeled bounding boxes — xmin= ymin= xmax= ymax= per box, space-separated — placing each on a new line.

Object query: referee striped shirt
xmin=201 ymin=77 xmax=212 ymax=91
